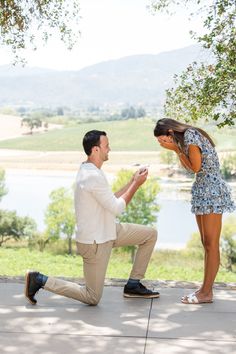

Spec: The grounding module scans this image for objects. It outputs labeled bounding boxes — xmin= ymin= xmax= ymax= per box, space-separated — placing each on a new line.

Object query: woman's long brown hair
xmin=153 ymin=118 xmax=215 ymax=152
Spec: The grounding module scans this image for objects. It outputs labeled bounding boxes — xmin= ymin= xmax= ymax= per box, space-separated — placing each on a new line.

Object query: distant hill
xmin=0 ymin=45 xmax=209 ymax=108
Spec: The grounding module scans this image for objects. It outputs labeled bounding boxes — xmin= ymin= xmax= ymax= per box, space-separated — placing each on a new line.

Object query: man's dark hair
xmin=83 ymin=130 xmax=107 ymax=156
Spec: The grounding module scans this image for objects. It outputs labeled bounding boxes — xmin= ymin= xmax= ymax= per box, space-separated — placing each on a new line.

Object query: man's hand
xmin=115 ymin=167 xmax=148 ymax=198
xmin=120 ymin=168 xmax=148 ymax=205
xmin=133 ymin=168 xmax=148 ymax=186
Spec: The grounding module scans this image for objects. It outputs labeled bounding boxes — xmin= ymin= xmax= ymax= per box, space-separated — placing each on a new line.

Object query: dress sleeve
xmin=184 ymin=129 xmax=203 ymax=152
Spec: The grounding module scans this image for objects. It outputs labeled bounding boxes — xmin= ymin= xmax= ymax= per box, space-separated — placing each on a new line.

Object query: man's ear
xmin=91 ymin=146 xmax=98 ymax=153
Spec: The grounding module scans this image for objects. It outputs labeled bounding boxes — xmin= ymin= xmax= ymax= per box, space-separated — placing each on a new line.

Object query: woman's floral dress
xmin=184 ymin=128 xmax=235 ymax=215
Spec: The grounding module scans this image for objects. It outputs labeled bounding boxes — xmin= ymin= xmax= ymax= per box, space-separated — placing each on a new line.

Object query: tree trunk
xmin=68 ymin=236 xmax=72 ymax=255
xmin=226 ymin=257 xmax=233 ymax=272
xmin=0 ymin=236 xmax=11 ymax=246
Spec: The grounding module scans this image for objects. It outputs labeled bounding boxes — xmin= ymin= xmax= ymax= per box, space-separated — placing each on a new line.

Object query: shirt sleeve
xmin=88 ymin=173 xmax=126 ymax=216
xmin=184 ymin=128 xmax=203 ymax=153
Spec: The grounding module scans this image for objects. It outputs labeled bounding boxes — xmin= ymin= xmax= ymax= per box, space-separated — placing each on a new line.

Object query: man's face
xmin=98 ymin=135 xmax=110 ymax=161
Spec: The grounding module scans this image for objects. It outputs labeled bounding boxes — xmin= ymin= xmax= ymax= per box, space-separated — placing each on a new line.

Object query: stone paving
xmin=0 ymin=279 xmax=235 ymax=354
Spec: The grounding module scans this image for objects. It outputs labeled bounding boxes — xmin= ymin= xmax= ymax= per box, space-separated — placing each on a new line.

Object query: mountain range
xmin=0 ymin=45 xmax=209 ymax=109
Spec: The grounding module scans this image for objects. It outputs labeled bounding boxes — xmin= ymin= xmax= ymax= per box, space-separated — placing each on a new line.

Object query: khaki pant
xmin=44 ymin=223 xmax=157 ymax=305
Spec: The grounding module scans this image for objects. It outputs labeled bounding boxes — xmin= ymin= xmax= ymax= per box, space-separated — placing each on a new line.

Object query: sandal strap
xmin=186 ymin=293 xmax=199 ymax=303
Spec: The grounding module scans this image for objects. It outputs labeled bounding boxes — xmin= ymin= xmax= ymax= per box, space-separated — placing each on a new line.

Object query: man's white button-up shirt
xmin=74 ymin=162 xmax=126 ymax=244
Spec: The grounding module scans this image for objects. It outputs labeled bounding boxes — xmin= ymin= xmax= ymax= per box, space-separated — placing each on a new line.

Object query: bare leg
xmin=196 ymin=215 xmax=204 ymax=245
xmin=182 ymin=213 xmax=222 ymax=303
xmin=195 ymin=213 xmax=222 ymax=301
xmin=181 ymin=215 xmax=204 ymax=299
xmin=194 ymin=215 xmax=205 ymax=294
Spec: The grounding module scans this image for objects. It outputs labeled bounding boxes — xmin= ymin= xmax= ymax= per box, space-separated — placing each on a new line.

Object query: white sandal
xmin=181 ymin=292 xmax=213 ymax=304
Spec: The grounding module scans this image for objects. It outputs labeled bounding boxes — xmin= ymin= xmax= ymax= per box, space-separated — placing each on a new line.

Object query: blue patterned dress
xmin=184 ymin=128 xmax=235 ymax=215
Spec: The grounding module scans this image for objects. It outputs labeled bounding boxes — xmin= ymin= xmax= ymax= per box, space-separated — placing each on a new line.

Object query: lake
xmin=1 ymin=169 xmax=235 ymax=249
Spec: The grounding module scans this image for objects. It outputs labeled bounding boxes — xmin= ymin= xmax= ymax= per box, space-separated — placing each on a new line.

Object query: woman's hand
xmin=157 ymin=136 xmax=178 ymax=152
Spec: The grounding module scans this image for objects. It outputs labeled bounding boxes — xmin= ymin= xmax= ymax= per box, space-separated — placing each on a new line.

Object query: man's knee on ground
xmin=86 ymin=290 xmax=102 ymax=306
xmin=88 ymin=299 xmax=99 ymax=306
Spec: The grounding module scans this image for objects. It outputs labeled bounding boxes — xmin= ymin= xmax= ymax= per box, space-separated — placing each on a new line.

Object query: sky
xmin=0 ymin=0 xmax=206 ymax=71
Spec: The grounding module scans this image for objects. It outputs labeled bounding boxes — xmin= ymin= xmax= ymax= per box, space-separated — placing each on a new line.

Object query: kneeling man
xmin=25 ymin=130 xmax=159 ymax=305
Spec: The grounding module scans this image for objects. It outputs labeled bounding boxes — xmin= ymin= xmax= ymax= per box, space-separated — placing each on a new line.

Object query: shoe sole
xmin=25 ymin=270 xmax=37 ymax=305
xmin=123 ymin=293 xmax=160 ymax=299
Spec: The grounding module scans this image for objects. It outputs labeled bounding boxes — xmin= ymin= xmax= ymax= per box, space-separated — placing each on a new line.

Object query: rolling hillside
xmin=0 ymin=45 xmax=209 ymax=108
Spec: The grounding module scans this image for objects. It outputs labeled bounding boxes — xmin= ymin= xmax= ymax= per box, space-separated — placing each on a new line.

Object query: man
xmin=25 ymin=130 xmax=159 ymax=306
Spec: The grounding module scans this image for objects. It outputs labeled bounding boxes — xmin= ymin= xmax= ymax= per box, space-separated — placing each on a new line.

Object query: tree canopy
xmin=112 ymin=169 xmax=160 ymax=226
xmin=112 ymin=169 xmax=160 ymax=261
xmin=0 ymin=0 xmax=80 ymax=61
xmin=0 ymin=209 xmax=37 ymax=246
xmin=150 ymin=0 xmax=236 ymax=127
xmin=44 ymin=187 xmax=75 ymax=254
xmin=21 ymin=116 xmax=42 ymax=134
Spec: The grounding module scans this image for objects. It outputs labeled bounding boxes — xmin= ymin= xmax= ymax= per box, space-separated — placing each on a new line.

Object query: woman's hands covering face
xmin=157 ymin=135 xmax=178 ymax=152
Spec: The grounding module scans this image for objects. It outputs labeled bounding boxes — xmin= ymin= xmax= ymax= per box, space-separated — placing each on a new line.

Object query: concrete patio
xmin=0 ymin=279 xmax=235 ymax=353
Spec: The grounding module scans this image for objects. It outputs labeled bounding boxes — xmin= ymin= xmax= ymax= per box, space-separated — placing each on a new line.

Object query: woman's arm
xmin=158 ymin=137 xmax=201 ymax=173
xmin=177 ymin=145 xmax=201 ymax=173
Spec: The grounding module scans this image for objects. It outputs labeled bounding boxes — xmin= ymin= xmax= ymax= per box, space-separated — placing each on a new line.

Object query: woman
xmin=154 ymin=118 xmax=235 ymax=304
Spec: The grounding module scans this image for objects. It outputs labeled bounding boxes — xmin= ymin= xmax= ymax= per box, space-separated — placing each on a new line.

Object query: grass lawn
xmin=0 ymin=119 xmax=159 ymax=151
xmin=0 ymin=119 xmax=235 ymax=152
xmin=0 ymin=247 xmax=235 ymax=283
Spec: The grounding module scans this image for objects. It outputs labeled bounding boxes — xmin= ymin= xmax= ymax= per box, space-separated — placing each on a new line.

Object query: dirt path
xmin=0 ymin=149 xmax=164 ymax=175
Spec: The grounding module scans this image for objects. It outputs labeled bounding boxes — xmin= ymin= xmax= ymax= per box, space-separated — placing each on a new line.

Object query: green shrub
xmin=220 ymin=153 xmax=236 ymax=179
